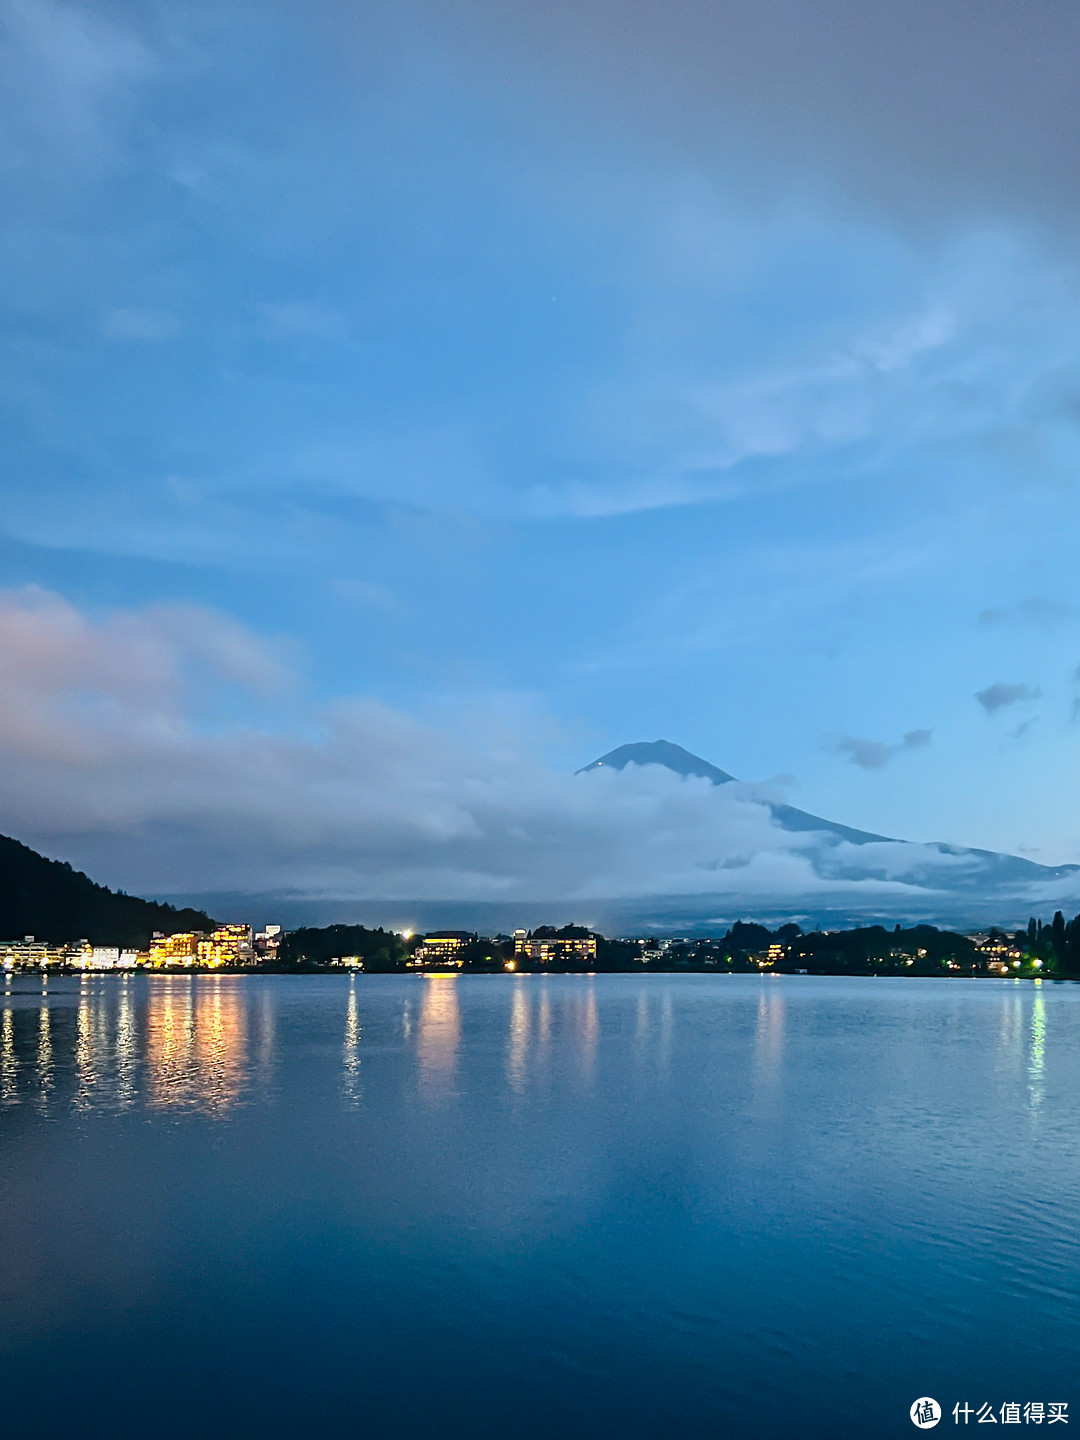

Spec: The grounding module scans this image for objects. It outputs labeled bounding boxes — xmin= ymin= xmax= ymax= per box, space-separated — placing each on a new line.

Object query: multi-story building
xmin=410 ymin=931 xmax=474 ymax=967
xmin=0 ymin=937 xmax=87 ymax=969
xmin=513 ymin=927 xmax=598 ymax=967
xmin=82 ymin=947 xmax=120 ymax=969
xmin=149 ymin=931 xmax=205 ymax=966
xmin=197 ymin=925 xmax=254 ymax=967
xmin=0 ymin=939 xmax=150 ymax=969
xmin=254 ymin=925 xmax=282 ymax=961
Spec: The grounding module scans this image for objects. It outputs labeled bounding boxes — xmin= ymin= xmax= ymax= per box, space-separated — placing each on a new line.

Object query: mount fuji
xmin=167 ymin=739 xmax=1080 ymax=937
xmin=574 ymin=739 xmax=1080 ymax=928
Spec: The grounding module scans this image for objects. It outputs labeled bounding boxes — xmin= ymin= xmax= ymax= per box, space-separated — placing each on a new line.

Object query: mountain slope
xmin=0 ymin=834 xmax=215 ymax=947
xmin=578 ymin=740 xmax=737 ymax=787
xmin=581 ymin=740 xmax=890 ymax=843
xmin=579 ymin=739 xmax=1079 ymax=889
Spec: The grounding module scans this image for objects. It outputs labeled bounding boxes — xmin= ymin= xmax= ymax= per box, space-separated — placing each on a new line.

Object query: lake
xmin=1 ymin=972 xmax=1077 ymax=1438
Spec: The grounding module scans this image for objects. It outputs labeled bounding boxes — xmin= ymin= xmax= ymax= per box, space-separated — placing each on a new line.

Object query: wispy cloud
xmin=103 ymin=307 xmax=180 ymax=341
xmin=979 ymin=597 xmax=1075 ymax=628
xmin=0 ymin=0 xmax=156 ymax=186
xmin=330 ymin=578 xmax=399 ymax=612
xmin=832 ymin=729 xmax=932 ymax=771
xmin=256 ymin=301 xmax=350 ymax=342
xmin=975 ymin=683 xmax=1041 ymax=715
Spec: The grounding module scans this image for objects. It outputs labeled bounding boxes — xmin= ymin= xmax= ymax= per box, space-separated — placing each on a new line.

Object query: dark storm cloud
xmin=448 ymin=0 xmax=1080 ymax=222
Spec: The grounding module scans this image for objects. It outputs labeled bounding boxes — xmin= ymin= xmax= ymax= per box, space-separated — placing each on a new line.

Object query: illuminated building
xmin=759 ymin=943 xmax=784 ymax=968
xmin=0 ymin=939 xmax=144 ymax=970
xmin=0 ymin=938 xmax=90 ymax=968
xmin=254 ymin=924 xmax=282 ymax=961
xmin=410 ymin=931 xmax=474 ymax=967
xmin=514 ymin=927 xmax=597 ymax=966
xmin=149 ymin=932 xmax=205 ymax=966
xmin=197 ymin=925 xmax=254 ymax=967
xmin=68 ymin=946 xmax=122 ymax=970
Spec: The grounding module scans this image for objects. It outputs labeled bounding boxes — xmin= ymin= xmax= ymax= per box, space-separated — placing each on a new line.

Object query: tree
xmin=1052 ymin=911 xmax=1067 ymax=968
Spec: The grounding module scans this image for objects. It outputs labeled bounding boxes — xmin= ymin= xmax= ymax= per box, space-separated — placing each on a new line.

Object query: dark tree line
xmin=1016 ymin=912 xmax=1080 ymax=974
xmin=266 ymin=914 xmax=1080 ymax=976
xmin=275 ymin=924 xmax=408 ymax=970
xmin=0 ymin=833 xmax=214 ymax=948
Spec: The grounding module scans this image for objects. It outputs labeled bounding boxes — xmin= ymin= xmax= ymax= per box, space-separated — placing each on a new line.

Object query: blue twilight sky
xmin=4 ymin=0 xmax=1080 ymax=909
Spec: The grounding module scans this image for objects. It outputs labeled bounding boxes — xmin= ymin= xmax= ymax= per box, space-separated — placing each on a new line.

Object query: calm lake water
xmin=1 ymin=972 xmax=1077 ymax=1439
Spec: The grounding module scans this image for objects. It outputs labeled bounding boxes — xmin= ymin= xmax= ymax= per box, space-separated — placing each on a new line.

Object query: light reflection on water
xmin=0 ymin=1002 xmax=15 ymax=1105
xmin=507 ymin=978 xmax=530 ymax=1093
xmin=575 ymin=980 xmax=599 ymax=1085
xmin=1029 ymin=982 xmax=1047 ymax=1116
xmin=116 ymin=979 xmax=137 ymax=1110
xmin=36 ymin=1000 xmax=53 ymax=1113
xmin=343 ymin=978 xmax=362 ymax=1107
xmin=1 ymin=975 xmax=1080 ymax=1440
xmin=752 ymin=984 xmax=785 ymax=1104
xmin=145 ymin=976 xmax=249 ymax=1115
xmin=0 ymin=974 xmax=1072 ymax=1140
xmin=416 ymin=975 xmax=460 ymax=1100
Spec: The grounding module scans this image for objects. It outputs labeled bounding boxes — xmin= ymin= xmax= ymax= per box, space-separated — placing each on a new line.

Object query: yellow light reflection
xmin=417 ymin=976 xmax=460 ymax=1098
xmin=36 ymin=1002 xmax=53 ymax=1112
xmin=146 ymin=975 xmax=248 ymax=1115
xmin=0 ymin=1005 xmax=16 ymax=1107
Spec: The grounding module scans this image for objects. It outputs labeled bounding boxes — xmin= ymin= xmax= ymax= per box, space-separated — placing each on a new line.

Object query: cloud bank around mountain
xmin=0 ymin=586 xmax=1073 ymax=923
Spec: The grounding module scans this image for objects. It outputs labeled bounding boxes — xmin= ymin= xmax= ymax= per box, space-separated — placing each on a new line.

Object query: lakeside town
xmin=2 ymin=914 xmax=1079 ymax=978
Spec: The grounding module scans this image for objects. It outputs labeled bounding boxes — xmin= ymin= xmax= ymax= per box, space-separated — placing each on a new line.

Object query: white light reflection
xmin=996 ymin=985 xmax=1024 ymax=1079
xmin=507 ymin=978 xmax=530 ymax=1093
xmin=751 ymin=983 xmax=785 ymax=1108
xmin=1027 ymin=983 xmax=1046 ymax=1117
xmin=115 ymin=978 xmax=137 ymax=1109
xmin=576 ymin=980 xmax=599 ymax=1085
xmin=36 ymin=1001 xmax=53 ymax=1113
xmin=74 ymin=979 xmax=98 ymax=1111
xmin=254 ymin=984 xmax=276 ymax=1093
xmin=343 ymin=979 xmax=363 ymax=1107
xmin=0 ymin=1005 xmax=16 ymax=1106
